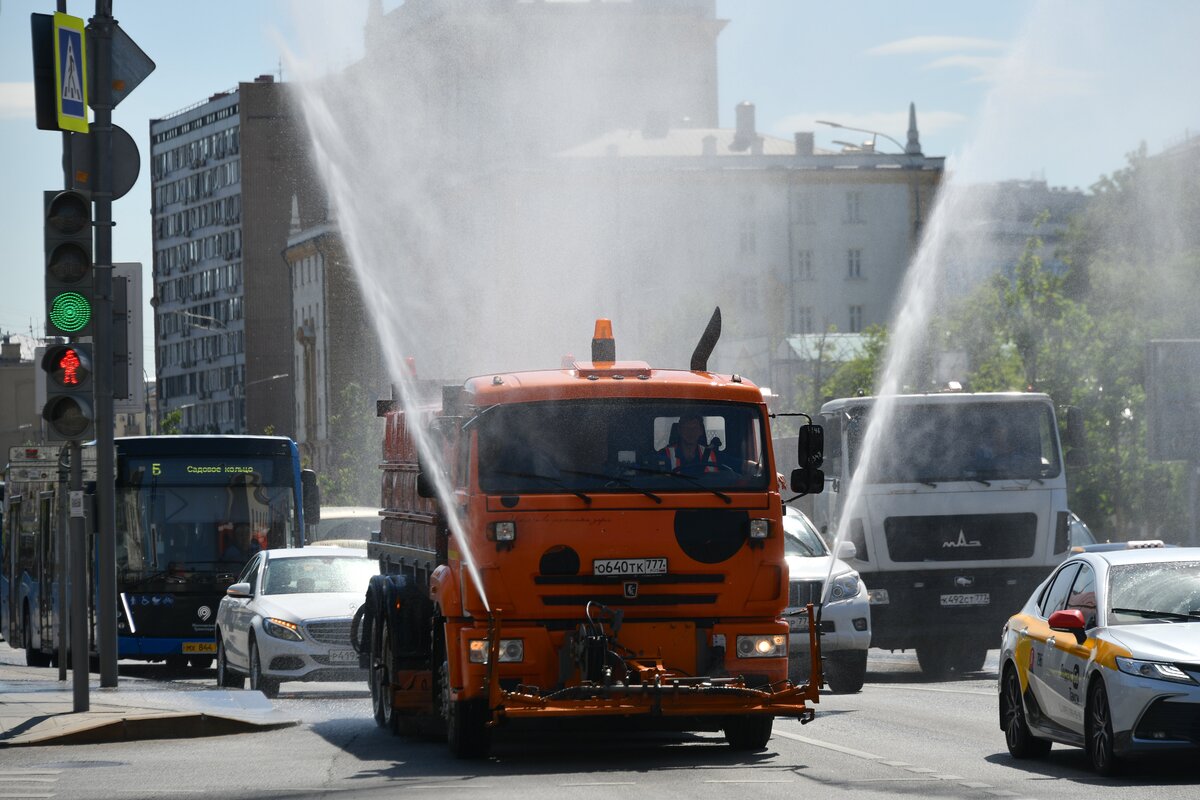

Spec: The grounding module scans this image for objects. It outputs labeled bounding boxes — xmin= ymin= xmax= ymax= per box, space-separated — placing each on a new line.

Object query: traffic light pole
xmin=69 ymin=441 xmax=89 ymax=711
xmin=90 ymin=0 xmax=118 ymax=689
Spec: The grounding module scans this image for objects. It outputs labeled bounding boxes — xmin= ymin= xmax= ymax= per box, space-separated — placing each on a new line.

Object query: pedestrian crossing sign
xmin=53 ymin=12 xmax=88 ymax=133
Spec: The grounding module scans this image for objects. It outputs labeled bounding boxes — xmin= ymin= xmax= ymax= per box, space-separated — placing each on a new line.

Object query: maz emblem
xmin=943 ymin=530 xmax=981 ymax=548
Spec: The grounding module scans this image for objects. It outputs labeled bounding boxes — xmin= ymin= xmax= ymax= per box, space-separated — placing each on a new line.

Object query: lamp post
xmin=816 ymin=118 xmax=924 ymax=237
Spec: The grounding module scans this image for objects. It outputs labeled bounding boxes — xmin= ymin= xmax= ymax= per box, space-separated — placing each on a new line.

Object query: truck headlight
xmin=749 ymin=519 xmax=770 ymax=539
xmin=263 ymin=617 xmax=303 ymax=642
xmin=489 ymin=521 xmax=516 ymax=542
xmin=735 ymin=634 xmax=786 ymax=658
xmin=468 ymin=638 xmax=524 ymax=663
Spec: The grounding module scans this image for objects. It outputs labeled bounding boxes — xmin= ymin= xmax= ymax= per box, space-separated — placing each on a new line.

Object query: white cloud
xmin=0 ymin=83 xmax=35 ymax=120
xmin=867 ymin=36 xmax=1007 ymax=56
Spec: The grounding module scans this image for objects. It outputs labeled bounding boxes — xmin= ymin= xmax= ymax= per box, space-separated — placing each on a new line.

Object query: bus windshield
xmin=846 ymin=400 xmax=1061 ymax=485
xmin=476 ymin=399 xmax=769 ymax=494
xmin=116 ymin=455 xmax=298 ymax=577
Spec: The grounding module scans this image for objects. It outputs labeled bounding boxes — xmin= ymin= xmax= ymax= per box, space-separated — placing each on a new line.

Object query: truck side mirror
xmin=301 ymin=469 xmax=320 ymax=526
xmin=790 ymin=466 xmax=825 ymax=495
xmin=796 ymin=424 xmax=824 ymax=468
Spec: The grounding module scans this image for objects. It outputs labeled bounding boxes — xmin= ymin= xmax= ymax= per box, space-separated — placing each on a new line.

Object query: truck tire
xmin=442 ymin=660 xmax=491 ymax=759
xmin=723 ymin=715 xmax=773 ymax=750
xmin=23 ymin=608 xmax=52 ymax=668
xmin=825 ymin=650 xmax=867 ymax=694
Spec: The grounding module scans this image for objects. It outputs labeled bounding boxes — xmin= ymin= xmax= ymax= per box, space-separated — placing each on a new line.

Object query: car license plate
xmin=327 ymin=650 xmax=358 ymax=664
xmin=182 ymin=642 xmax=217 ymax=654
xmin=593 ymin=558 xmax=667 ymax=576
xmin=940 ymin=593 xmax=990 ymax=606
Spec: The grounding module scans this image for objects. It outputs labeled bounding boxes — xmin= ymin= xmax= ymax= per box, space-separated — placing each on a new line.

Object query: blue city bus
xmin=2 ymin=436 xmax=320 ymax=668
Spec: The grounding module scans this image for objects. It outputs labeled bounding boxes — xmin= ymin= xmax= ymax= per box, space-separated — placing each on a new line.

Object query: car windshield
xmin=843 ymin=400 xmax=1061 ymax=484
xmin=475 ymin=399 xmax=769 ymax=494
xmin=1108 ymin=561 xmax=1200 ymax=624
xmin=783 ymin=512 xmax=829 ymax=558
xmin=262 ymin=556 xmax=377 ymax=595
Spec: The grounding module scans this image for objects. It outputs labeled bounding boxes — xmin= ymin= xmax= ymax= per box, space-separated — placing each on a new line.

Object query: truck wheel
xmin=723 ymin=715 xmax=774 ymax=751
xmin=23 ymin=608 xmax=52 ymax=668
xmin=439 ymin=654 xmax=490 ymax=758
xmin=372 ymin=623 xmax=400 ymax=733
xmin=826 ymin=650 xmax=867 ymax=694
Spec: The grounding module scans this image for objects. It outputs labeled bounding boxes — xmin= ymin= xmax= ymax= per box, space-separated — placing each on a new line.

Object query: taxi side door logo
xmin=624 ymin=581 xmax=638 ymax=599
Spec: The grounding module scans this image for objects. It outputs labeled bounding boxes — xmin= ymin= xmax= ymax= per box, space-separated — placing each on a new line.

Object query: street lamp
xmin=245 ymin=372 xmax=289 ymax=388
xmin=816 ymin=117 xmax=924 ymax=236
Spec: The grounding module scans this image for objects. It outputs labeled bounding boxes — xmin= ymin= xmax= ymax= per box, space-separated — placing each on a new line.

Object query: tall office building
xmin=149 ymin=76 xmax=318 ymax=436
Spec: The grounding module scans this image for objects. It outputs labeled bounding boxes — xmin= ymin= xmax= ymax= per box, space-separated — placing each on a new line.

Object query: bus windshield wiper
xmin=558 ymin=468 xmax=662 ymax=504
xmin=490 ymin=470 xmax=592 ymax=504
xmin=627 ymin=465 xmax=731 ymax=504
xmin=1111 ymin=607 xmax=1200 ymax=622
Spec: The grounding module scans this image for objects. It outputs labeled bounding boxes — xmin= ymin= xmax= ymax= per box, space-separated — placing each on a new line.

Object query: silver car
xmin=215 ymin=546 xmax=377 ymax=696
xmin=783 ymin=506 xmax=872 ymax=693
xmin=999 ymin=543 xmax=1200 ymax=774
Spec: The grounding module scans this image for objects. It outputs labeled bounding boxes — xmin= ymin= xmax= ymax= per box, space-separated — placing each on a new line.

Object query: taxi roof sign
xmin=53 ymin=12 xmax=88 ymax=133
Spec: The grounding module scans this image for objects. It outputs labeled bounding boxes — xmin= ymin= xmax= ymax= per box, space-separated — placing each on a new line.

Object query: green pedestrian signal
xmin=44 ymin=189 xmax=94 ymax=337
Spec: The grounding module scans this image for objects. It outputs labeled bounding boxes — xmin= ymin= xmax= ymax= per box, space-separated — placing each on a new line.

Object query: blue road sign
xmin=53 ymin=12 xmax=88 ymax=133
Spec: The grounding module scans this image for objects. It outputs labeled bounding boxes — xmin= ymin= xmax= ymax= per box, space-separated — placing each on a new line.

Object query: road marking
xmin=773 ymin=730 xmax=882 ymax=760
xmin=560 ymin=783 xmax=636 ymax=786
xmin=703 ymin=780 xmax=794 ymax=784
xmin=884 ymin=685 xmax=995 ymax=697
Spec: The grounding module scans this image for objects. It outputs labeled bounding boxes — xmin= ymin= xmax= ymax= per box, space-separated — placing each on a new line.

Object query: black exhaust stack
xmin=690 ymin=307 xmax=722 ymax=372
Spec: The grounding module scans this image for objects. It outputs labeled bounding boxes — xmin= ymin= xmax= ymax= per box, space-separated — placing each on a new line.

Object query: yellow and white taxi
xmin=999 ymin=543 xmax=1200 ymax=774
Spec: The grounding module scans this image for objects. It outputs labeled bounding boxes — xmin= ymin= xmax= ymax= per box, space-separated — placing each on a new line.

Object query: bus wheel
xmin=724 ymin=715 xmax=774 ymax=750
xmin=23 ymin=608 xmax=52 ymax=668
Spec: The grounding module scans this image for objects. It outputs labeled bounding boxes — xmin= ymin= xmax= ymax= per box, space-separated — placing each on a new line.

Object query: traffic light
xmin=44 ymin=189 xmax=94 ymax=337
xmin=41 ymin=343 xmax=94 ymax=441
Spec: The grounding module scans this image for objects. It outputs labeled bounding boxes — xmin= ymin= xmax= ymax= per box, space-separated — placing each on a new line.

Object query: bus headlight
xmin=263 ymin=617 xmax=303 ymax=642
xmin=468 ymin=638 xmax=524 ymax=663
xmin=735 ymin=634 xmax=786 ymax=658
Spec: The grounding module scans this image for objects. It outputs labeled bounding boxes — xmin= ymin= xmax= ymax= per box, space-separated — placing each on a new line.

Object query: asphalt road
xmin=2 ymin=648 xmax=1196 ymax=800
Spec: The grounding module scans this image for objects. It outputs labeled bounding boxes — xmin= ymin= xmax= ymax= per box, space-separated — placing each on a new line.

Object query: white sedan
xmin=215 ymin=546 xmax=377 ymax=696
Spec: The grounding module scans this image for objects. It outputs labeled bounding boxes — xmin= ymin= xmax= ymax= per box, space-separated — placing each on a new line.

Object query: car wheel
xmin=723 ymin=715 xmax=774 ymax=751
xmin=438 ymin=642 xmax=490 ymax=759
xmin=23 ymin=608 xmax=53 ymax=668
xmin=249 ymin=636 xmax=280 ymax=698
xmin=1086 ymin=677 xmax=1121 ymax=776
xmin=826 ymin=650 xmax=868 ymax=694
xmin=1001 ymin=664 xmax=1051 ymax=759
xmin=216 ymin=635 xmax=244 ymax=688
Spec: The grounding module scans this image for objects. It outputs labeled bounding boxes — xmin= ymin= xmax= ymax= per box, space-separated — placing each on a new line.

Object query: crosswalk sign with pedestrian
xmin=53 ymin=12 xmax=88 ymax=133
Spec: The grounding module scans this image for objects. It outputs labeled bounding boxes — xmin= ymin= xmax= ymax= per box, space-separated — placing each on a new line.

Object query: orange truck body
xmin=362 ymin=326 xmax=822 ymax=756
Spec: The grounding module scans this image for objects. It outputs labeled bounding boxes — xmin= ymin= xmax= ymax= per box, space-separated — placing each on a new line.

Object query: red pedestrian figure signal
xmin=59 ymin=348 xmax=82 ymax=385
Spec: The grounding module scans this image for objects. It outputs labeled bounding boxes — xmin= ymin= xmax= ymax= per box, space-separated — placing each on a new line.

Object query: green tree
xmin=159 ymin=409 xmax=181 ymax=435
xmin=318 ymin=382 xmax=382 ymax=507
xmin=821 ymin=325 xmax=889 ymax=400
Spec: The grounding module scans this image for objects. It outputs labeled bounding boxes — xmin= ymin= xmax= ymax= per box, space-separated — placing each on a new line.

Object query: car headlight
xmin=1116 ymin=657 xmax=1197 ymax=685
xmin=828 ymin=572 xmax=861 ymax=601
xmin=468 ymin=638 xmax=524 ymax=663
xmin=262 ymin=617 xmax=303 ymax=642
xmin=735 ymin=634 xmax=786 ymax=658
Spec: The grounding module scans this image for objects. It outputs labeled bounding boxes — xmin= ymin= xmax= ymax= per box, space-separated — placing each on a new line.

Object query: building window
xmin=844 ymin=190 xmax=864 ymax=224
xmin=793 ymin=305 xmax=813 ymax=334
xmin=791 ymin=191 xmax=815 ymax=225
xmin=847 ymin=249 xmax=862 ymax=279
xmin=849 ymin=305 xmax=863 ymax=333
xmin=792 ymin=249 xmax=813 ymax=282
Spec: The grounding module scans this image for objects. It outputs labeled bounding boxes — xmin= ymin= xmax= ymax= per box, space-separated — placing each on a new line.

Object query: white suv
xmin=783 ymin=506 xmax=872 ymax=693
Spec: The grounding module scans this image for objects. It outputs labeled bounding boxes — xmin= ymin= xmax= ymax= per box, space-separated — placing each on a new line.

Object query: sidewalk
xmin=0 ymin=661 xmax=298 ymax=747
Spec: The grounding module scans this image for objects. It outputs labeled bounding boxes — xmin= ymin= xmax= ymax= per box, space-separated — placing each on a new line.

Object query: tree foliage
xmin=318 ymin=382 xmax=381 ymax=507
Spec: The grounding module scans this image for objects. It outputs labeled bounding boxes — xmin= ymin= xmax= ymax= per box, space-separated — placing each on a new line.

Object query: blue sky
xmin=2 ymin=0 xmax=1198 ymax=366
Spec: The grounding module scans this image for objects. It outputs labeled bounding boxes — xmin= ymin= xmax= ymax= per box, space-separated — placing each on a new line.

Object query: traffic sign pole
xmin=89 ymin=0 xmax=119 ymax=689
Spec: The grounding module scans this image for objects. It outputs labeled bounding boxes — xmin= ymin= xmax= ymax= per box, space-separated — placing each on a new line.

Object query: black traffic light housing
xmin=42 ymin=343 xmax=95 ymax=441
xmin=44 ymin=189 xmax=94 ymax=338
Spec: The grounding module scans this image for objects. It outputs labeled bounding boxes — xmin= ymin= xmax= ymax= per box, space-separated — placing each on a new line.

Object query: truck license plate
xmin=940 ymin=593 xmax=990 ymax=606
xmin=593 ymin=558 xmax=667 ymax=576
xmin=182 ymin=641 xmax=217 ymax=654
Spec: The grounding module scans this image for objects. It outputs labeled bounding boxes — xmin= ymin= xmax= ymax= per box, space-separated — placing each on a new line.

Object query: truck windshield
xmin=845 ymin=400 xmax=1061 ymax=484
xmin=476 ymin=399 xmax=769 ymax=494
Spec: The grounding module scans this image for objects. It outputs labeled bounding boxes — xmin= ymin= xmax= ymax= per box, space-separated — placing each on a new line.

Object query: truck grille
xmin=884 ymin=513 xmax=1038 ymax=561
xmin=304 ymin=618 xmax=352 ymax=646
xmin=789 ymin=580 xmax=823 ymax=608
